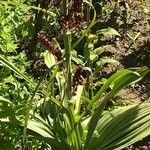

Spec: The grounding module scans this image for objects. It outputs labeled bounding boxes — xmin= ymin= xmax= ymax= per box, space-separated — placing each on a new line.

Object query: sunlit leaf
xmin=0 ymin=54 xmax=36 ymax=87
xmin=44 ymin=51 xmax=56 ymax=68
xmin=95 ymin=57 xmax=119 ymax=71
xmin=28 ymin=120 xmax=53 ymax=138
xmin=72 ymin=85 xmax=84 ymax=115
xmin=90 ymin=103 xmax=150 ymax=150
xmin=96 ymin=27 xmax=120 ymax=36
xmin=84 ymin=67 xmax=149 ymax=149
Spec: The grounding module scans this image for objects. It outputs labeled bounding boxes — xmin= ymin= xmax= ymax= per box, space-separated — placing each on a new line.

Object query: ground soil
xmin=94 ymin=0 xmax=150 ymax=149
xmin=94 ymin=0 xmax=150 ymax=103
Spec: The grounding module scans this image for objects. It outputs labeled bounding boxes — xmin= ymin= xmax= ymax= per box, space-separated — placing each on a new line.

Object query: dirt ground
xmin=94 ymin=0 xmax=150 ymax=103
xmin=94 ymin=0 xmax=150 ymax=149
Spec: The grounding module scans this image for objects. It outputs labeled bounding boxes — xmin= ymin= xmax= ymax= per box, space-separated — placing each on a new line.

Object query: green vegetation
xmin=0 ymin=0 xmax=150 ymax=149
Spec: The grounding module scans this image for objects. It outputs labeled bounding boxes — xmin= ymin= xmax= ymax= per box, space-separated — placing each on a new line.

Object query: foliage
xmin=0 ymin=0 xmax=149 ymax=149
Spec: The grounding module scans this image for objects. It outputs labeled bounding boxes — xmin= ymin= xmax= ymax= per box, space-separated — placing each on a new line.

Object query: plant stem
xmin=62 ymin=0 xmax=68 ymax=15
xmin=85 ymin=0 xmax=92 ymax=96
xmin=86 ymin=0 xmax=92 ymax=30
xmin=72 ymin=5 xmax=96 ymax=49
xmin=62 ymin=0 xmax=72 ymax=106
xmin=64 ymin=31 xmax=72 ymax=104
xmin=42 ymin=67 xmax=59 ymax=115
xmin=23 ymin=80 xmax=42 ymax=147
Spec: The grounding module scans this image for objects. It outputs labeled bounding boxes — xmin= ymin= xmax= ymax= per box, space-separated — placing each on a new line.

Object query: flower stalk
xmin=64 ymin=31 xmax=72 ymax=103
xmin=85 ymin=0 xmax=93 ymax=96
xmin=62 ymin=0 xmax=72 ymax=106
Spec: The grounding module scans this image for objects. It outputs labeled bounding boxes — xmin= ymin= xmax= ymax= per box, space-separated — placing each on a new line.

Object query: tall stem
xmin=23 ymin=80 xmax=42 ymax=148
xmin=86 ymin=0 xmax=92 ymax=32
xmin=62 ymin=0 xmax=68 ymax=14
xmin=85 ymin=0 xmax=92 ymax=96
xmin=62 ymin=0 xmax=72 ymax=106
xmin=64 ymin=31 xmax=72 ymax=102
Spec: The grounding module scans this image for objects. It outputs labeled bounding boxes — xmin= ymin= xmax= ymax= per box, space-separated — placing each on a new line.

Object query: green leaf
xmin=95 ymin=57 xmax=119 ymax=71
xmin=96 ymin=57 xmax=119 ymax=66
xmin=71 ymin=49 xmax=83 ymax=64
xmin=0 ymin=96 xmax=12 ymax=104
xmin=90 ymin=103 xmax=150 ymax=150
xmin=84 ymin=43 xmax=94 ymax=61
xmin=96 ymin=27 xmax=120 ymax=36
xmin=72 ymin=5 xmax=96 ymax=48
xmin=28 ymin=120 xmax=53 ymax=138
xmin=84 ymin=67 xmax=149 ymax=149
xmin=28 ymin=124 xmax=70 ymax=150
xmin=6 ymin=41 xmax=17 ymax=52
xmin=44 ymin=51 xmax=56 ymax=68
xmin=90 ymin=45 xmax=108 ymax=61
xmin=83 ymin=67 xmax=92 ymax=73
xmin=1 ymin=31 xmax=10 ymax=40
xmin=81 ymin=116 xmax=91 ymax=130
xmin=28 ymin=109 xmax=72 ymax=150
xmin=0 ymin=1 xmax=56 ymax=17
xmin=0 ymin=54 xmax=36 ymax=87
xmin=72 ymin=85 xmax=84 ymax=115
xmin=88 ymin=69 xmax=138 ymax=109
xmin=23 ymin=80 xmax=42 ymax=144
xmin=140 ymin=5 xmax=150 ymax=13
xmin=90 ymin=53 xmax=98 ymax=61
xmin=56 ymin=71 xmax=66 ymax=100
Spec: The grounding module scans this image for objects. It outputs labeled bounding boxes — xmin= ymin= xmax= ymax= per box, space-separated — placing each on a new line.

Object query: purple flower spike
xmin=37 ymin=34 xmax=62 ymax=60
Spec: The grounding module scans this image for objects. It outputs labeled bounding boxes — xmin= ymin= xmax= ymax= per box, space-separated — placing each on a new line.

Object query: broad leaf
xmin=90 ymin=103 xmax=150 ymax=150
xmin=28 ymin=120 xmax=53 ymax=138
xmin=84 ymin=67 xmax=149 ymax=149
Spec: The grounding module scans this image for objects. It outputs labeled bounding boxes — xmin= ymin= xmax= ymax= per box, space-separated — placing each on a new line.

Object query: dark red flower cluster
xmin=72 ymin=65 xmax=85 ymax=94
xmin=71 ymin=0 xmax=83 ymax=13
xmin=72 ymin=65 xmax=85 ymax=87
xmin=60 ymin=14 xmax=83 ymax=29
xmin=37 ymin=34 xmax=62 ymax=60
xmin=52 ymin=0 xmax=62 ymax=6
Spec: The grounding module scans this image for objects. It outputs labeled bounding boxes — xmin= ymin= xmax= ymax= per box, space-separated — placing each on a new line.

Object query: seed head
xmin=71 ymin=0 xmax=83 ymax=13
xmin=60 ymin=14 xmax=83 ymax=29
xmin=72 ymin=65 xmax=85 ymax=86
xmin=72 ymin=65 xmax=85 ymax=94
xmin=37 ymin=34 xmax=62 ymax=60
